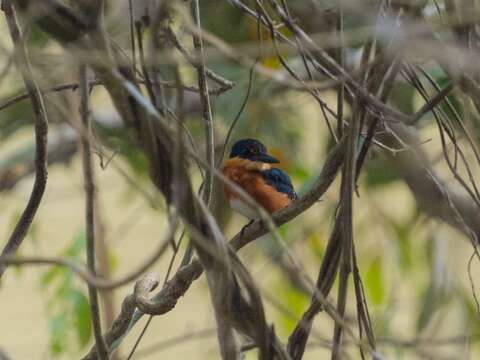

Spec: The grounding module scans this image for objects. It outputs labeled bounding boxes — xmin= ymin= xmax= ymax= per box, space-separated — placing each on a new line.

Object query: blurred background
xmin=1 ymin=0 xmax=480 ymax=359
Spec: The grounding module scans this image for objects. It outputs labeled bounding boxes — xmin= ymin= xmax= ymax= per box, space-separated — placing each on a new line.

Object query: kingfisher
xmin=223 ymin=138 xmax=297 ymax=221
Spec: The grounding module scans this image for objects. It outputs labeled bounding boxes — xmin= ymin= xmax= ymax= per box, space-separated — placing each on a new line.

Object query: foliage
xmin=40 ymin=232 xmax=92 ymax=356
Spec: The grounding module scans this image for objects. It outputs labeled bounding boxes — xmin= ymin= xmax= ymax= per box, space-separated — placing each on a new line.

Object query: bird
xmin=222 ymin=138 xmax=297 ymax=222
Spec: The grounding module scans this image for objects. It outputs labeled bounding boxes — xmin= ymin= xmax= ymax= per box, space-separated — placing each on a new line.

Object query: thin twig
xmin=0 ymin=209 xmax=179 ymax=290
xmin=229 ymin=0 xmax=411 ymax=123
xmin=166 ymin=26 xmax=235 ymax=92
xmin=134 ymin=328 xmax=216 ymax=358
xmin=125 ymin=66 xmax=188 ymax=360
xmin=191 ymin=0 xmax=215 ymax=206
xmin=79 ymin=64 xmax=109 ymax=360
xmin=0 ymin=78 xmax=227 ymax=114
xmin=336 ymin=0 xmax=345 ymax=138
xmin=128 ymin=0 xmax=136 ymax=71
xmin=216 ymin=43 xmax=258 ymax=166
xmin=135 ymin=20 xmax=157 ymax=105
xmin=407 ymin=83 xmax=454 ymax=125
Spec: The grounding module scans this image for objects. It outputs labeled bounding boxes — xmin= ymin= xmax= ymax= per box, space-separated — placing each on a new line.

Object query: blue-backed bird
xmin=222 ymin=138 xmax=297 ymax=221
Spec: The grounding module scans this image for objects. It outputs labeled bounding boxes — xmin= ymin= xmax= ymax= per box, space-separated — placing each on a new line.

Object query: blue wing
xmin=261 ymin=168 xmax=297 ymax=201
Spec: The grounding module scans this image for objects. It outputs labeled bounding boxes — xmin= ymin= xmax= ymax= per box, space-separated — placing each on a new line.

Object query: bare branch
xmin=81 ymin=273 xmax=160 ymax=360
xmin=0 ymin=0 xmax=49 ymax=279
xmin=133 ymin=272 xmax=162 ymax=315
xmin=191 ymin=0 xmax=215 ymax=207
xmin=79 ymin=64 xmax=108 ymax=360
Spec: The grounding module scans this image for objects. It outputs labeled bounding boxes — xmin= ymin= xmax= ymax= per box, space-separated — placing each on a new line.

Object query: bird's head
xmin=229 ymin=138 xmax=279 ymax=164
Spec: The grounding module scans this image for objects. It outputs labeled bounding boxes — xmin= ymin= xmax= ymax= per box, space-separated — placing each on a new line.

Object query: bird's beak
xmin=251 ymin=153 xmax=280 ymax=163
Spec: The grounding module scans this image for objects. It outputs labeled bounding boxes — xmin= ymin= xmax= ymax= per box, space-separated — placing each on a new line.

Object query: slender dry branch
xmin=81 ymin=273 xmax=160 ymax=360
xmin=133 ymin=328 xmax=216 ymax=357
xmin=166 ymin=25 xmax=235 ymax=92
xmin=191 ymin=195 xmax=240 ymax=360
xmin=382 ymin=122 xmax=480 ymax=244
xmin=283 ymin=2 xmax=403 ymax=356
xmin=0 ymin=78 xmax=225 ymax=113
xmin=0 ymin=209 xmax=178 ymax=290
xmin=330 ymin=66 xmax=362 ymax=360
xmin=79 ymin=64 xmax=109 ymax=360
xmin=407 ymin=83 xmax=454 ymax=125
xmin=190 ymin=0 xmax=215 ymax=206
xmin=228 ymin=0 xmax=411 ymax=123
xmin=0 ymin=0 xmax=49 ymax=279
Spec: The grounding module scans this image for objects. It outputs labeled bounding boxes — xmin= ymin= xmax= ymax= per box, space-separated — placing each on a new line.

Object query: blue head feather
xmin=229 ymin=138 xmax=279 ymax=163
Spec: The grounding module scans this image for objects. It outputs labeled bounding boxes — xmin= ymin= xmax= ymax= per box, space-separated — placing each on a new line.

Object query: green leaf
xmin=41 ymin=266 xmax=63 ymax=287
xmin=49 ymin=314 xmax=68 ymax=355
xmin=426 ymin=66 xmax=447 ymax=84
xmin=64 ymin=231 xmax=86 ymax=259
xmin=55 ymin=272 xmax=73 ymax=299
xmin=70 ymin=289 xmax=92 ymax=347
xmin=365 ymin=257 xmax=385 ymax=305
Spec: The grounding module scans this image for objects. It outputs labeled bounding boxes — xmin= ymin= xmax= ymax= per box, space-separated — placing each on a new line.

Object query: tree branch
xmin=0 ymin=0 xmax=49 ymax=280
xmin=79 ymin=64 xmax=109 ymax=360
xmin=81 ymin=273 xmax=160 ymax=360
xmin=191 ymin=0 xmax=215 ymax=206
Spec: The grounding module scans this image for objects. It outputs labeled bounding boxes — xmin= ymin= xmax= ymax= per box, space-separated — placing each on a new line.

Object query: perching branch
xmin=81 ymin=135 xmax=346 ymax=358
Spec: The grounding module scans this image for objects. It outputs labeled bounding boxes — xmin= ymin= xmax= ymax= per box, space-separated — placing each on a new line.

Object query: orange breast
xmin=222 ymin=159 xmax=291 ymax=214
